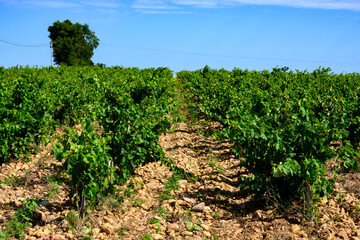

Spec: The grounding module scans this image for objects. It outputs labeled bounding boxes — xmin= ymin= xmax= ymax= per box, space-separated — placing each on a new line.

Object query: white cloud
xmin=81 ymin=1 xmax=123 ymax=8
xmin=15 ymin=0 xmax=124 ymax=9
xmin=5 ymin=0 xmax=360 ymax=11
xmin=170 ymin=0 xmax=219 ymax=8
xmin=23 ymin=0 xmax=80 ymax=8
xmin=132 ymin=0 xmax=194 ymax=14
xmin=243 ymin=0 xmax=360 ymax=11
xmin=136 ymin=9 xmax=190 ymax=14
xmin=133 ymin=0 xmax=360 ymax=11
xmin=132 ymin=0 xmax=178 ymax=10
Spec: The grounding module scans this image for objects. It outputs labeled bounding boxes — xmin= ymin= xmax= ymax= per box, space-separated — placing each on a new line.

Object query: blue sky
xmin=0 ymin=0 xmax=359 ymax=73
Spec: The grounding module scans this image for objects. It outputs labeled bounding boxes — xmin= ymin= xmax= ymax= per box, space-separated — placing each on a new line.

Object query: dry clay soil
xmin=1 ymin=119 xmax=360 ymax=240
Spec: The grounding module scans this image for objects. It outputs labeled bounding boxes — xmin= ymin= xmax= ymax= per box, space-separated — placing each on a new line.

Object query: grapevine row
xmin=1 ymin=66 xmax=175 ymax=216
xmin=178 ymin=66 xmax=360 ymax=208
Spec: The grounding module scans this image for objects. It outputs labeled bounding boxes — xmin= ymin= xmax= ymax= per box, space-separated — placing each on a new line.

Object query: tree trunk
xmin=79 ymin=194 xmax=86 ymax=220
xmin=305 ymin=181 xmax=313 ymax=222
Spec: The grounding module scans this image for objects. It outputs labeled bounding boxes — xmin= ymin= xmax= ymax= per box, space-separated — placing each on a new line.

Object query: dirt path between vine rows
xmin=1 ymin=119 xmax=360 ymax=239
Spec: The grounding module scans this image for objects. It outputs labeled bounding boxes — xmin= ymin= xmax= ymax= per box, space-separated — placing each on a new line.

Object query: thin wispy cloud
xmin=9 ymin=0 xmax=123 ymax=10
xmin=132 ymin=0 xmax=183 ymax=14
xmin=4 ymin=0 xmax=360 ymax=11
xmin=132 ymin=0 xmax=178 ymax=10
xmin=81 ymin=1 xmax=123 ymax=8
xmin=132 ymin=0 xmax=360 ymax=12
xmin=138 ymin=9 xmax=190 ymax=14
xmin=182 ymin=0 xmax=360 ymax=11
xmin=170 ymin=0 xmax=220 ymax=8
xmin=23 ymin=0 xmax=80 ymax=8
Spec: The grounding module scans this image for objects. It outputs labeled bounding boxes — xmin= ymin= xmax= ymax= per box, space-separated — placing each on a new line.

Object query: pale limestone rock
xmin=192 ymin=202 xmax=205 ymax=212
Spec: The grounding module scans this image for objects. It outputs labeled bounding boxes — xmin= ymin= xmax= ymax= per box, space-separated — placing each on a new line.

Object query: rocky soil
xmin=1 ymin=119 xmax=360 ymax=240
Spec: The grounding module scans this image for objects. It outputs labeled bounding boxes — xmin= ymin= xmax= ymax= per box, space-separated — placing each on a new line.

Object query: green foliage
xmin=0 ymin=231 xmax=11 ymax=240
xmin=185 ymin=219 xmax=202 ymax=232
xmin=0 ymin=66 xmax=174 ymax=176
xmin=122 ymin=183 xmax=139 ymax=199
xmin=45 ymin=174 xmax=62 ymax=198
xmin=337 ymin=140 xmax=360 ymax=171
xmin=0 ymin=175 xmax=24 ymax=188
xmin=154 ymin=206 xmax=171 ymax=221
xmin=140 ymin=233 xmax=153 ymax=240
xmin=0 ymin=70 xmax=53 ymax=164
xmin=4 ymin=64 xmax=358 ymax=222
xmin=131 ymin=198 xmax=146 ymax=207
xmin=53 ymin=121 xmax=115 ymax=210
xmin=208 ymin=155 xmax=224 ymax=174
xmin=3 ymin=218 xmax=29 ymax=239
xmin=100 ymin=68 xmax=174 ymax=184
xmin=1 ymin=199 xmax=40 ymax=239
xmin=212 ymin=211 xmax=220 ymax=220
xmin=79 ymin=226 xmax=94 ymax=240
xmin=25 ymin=66 xmax=175 ymax=216
xmin=148 ymin=218 xmax=160 ymax=224
xmin=14 ymin=199 xmax=39 ymax=224
xmin=116 ymin=226 xmax=128 ymax=238
xmin=159 ymin=169 xmax=193 ymax=200
xmin=64 ymin=211 xmax=80 ymax=233
xmin=48 ymin=20 xmax=99 ymax=66
xmin=159 ymin=174 xmax=179 ymax=200
xmin=178 ymin=66 xmax=360 ymax=206
xmin=96 ymin=193 xmax=123 ymax=211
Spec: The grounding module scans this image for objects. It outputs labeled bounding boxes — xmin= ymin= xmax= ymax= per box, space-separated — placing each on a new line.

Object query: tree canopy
xmin=48 ymin=20 xmax=99 ymax=66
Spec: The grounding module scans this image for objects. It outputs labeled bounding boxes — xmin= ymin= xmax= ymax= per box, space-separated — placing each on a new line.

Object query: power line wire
xmin=102 ymin=43 xmax=360 ymax=65
xmin=0 ymin=38 xmax=48 ymax=47
xmin=1 ymin=38 xmax=358 ymax=66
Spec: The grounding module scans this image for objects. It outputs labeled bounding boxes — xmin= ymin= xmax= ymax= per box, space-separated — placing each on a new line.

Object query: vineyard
xmin=0 ymin=65 xmax=360 ymax=239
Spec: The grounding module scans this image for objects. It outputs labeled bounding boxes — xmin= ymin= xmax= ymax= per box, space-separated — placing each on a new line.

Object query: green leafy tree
xmin=48 ymin=20 xmax=99 ymax=66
